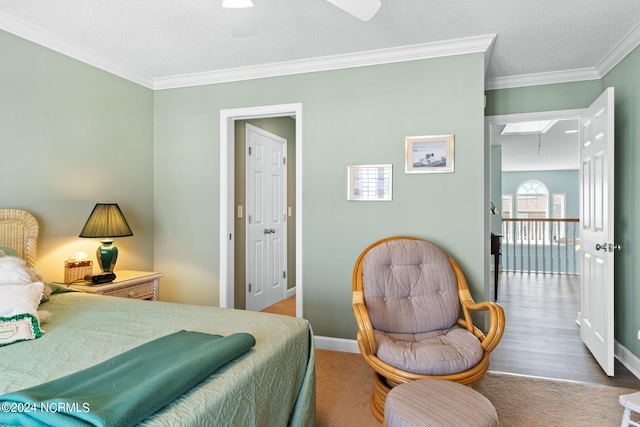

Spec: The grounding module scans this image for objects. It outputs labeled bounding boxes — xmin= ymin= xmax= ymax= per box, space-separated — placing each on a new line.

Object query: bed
xmin=0 ymin=209 xmax=315 ymax=426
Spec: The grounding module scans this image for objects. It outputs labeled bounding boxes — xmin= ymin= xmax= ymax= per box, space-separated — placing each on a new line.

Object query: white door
xmin=246 ymin=124 xmax=287 ymax=311
xmin=579 ymin=87 xmax=616 ymax=376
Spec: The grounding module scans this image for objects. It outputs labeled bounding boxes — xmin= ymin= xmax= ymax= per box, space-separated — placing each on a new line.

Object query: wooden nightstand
xmin=67 ymin=270 xmax=163 ymax=301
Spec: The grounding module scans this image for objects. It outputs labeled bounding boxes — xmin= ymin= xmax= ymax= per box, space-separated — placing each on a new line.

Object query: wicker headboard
xmin=0 ymin=209 xmax=39 ymax=268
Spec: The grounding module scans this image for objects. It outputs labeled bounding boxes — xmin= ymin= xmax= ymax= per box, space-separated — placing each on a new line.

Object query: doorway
xmin=486 ymin=108 xmax=583 ymax=300
xmin=486 ymin=109 xmax=584 ymax=378
xmin=219 ymin=103 xmax=303 ymax=317
xmin=486 ymin=100 xmax=623 ymax=380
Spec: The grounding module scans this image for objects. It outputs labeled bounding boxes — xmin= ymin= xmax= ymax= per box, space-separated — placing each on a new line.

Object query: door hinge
xmin=248 ymin=215 xmax=252 ymax=224
xmin=248 ymin=283 xmax=252 ymax=292
xmin=283 ymin=157 xmax=286 ymax=165
xmin=248 ymin=146 xmax=252 ymax=155
xmin=283 ymin=271 xmax=286 ymax=279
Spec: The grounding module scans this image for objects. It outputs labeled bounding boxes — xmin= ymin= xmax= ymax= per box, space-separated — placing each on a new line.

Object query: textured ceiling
xmin=491 ymin=119 xmax=580 ymax=172
xmin=1 ymin=0 xmax=639 ymax=88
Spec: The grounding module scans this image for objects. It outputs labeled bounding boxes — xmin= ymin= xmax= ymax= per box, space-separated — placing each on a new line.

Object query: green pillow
xmin=0 ymin=247 xmax=21 ymax=258
xmin=49 ymin=283 xmax=81 ymax=294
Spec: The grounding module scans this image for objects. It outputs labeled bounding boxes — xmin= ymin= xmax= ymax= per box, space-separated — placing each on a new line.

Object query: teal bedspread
xmin=0 ymin=292 xmax=315 ymax=426
xmin=0 ymin=331 xmax=255 ymax=427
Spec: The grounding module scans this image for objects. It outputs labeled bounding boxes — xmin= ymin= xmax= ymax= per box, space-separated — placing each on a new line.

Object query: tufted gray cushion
xmin=362 ymin=239 xmax=460 ymax=334
xmin=361 ymin=239 xmax=483 ymax=375
xmin=375 ymin=327 xmax=483 ymax=375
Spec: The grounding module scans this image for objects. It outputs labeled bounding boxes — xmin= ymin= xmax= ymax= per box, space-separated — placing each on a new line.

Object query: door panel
xmin=247 ymin=137 xmax=268 ymax=311
xmin=246 ymin=124 xmax=287 ymax=311
xmin=579 ymin=87 xmax=615 ymax=376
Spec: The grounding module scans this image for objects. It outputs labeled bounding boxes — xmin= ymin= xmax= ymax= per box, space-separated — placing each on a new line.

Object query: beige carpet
xmin=316 ymin=349 xmax=640 ymax=427
xmin=316 ymin=349 xmax=379 ymax=426
xmin=472 ymin=372 xmax=638 ymax=427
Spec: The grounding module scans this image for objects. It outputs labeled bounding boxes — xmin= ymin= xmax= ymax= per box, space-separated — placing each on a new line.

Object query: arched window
xmin=516 ymin=180 xmax=548 ymax=218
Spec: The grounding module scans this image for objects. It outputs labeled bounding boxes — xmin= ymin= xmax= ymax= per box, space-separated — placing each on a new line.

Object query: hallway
xmin=490 ymin=272 xmax=640 ymax=388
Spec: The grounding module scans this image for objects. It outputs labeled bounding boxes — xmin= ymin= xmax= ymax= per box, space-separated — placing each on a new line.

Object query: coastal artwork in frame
xmin=405 ymin=134 xmax=455 ymax=173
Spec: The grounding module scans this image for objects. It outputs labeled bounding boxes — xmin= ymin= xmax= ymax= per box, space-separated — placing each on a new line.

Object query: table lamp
xmin=79 ymin=203 xmax=133 ymax=273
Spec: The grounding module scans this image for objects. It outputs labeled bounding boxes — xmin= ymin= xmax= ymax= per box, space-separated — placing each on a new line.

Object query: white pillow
xmin=0 ymin=314 xmax=41 ymax=346
xmin=0 ymin=256 xmax=53 ymax=303
xmin=0 ymin=256 xmax=33 ymax=286
xmin=0 ymin=283 xmax=44 ymax=346
xmin=0 ymin=282 xmax=44 ymax=318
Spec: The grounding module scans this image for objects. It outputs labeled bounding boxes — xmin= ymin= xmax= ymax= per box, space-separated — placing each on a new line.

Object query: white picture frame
xmin=405 ymin=134 xmax=455 ymax=173
xmin=347 ymin=164 xmax=392 ymax=201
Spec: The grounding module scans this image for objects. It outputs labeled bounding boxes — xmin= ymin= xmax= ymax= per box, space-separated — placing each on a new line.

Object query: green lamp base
xmin=96 ymin=239 xmax=119 ymax=273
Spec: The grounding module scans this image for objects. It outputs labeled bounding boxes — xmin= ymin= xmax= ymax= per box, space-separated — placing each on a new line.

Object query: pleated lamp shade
xmin=79 ymin=203 xmax=133 ymax=273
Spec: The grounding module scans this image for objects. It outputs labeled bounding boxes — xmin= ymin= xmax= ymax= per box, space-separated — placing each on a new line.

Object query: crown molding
xmin=0 ymin=11 xmax=494 ymax=91
xmin=484 ymin=34 xmax=497 ymax=72
xmin=0 ymin=11 xmax=155 ymax=89
xmin=485 ymin=67 xmax=601 ymax=91
xmin=486 ymin=21 xmax=640 ymax=91
xmin=3 ymin=4 xmax=639 ymax=93
xmin=597 ymin=20 xmax=640 ymax=77
xmin=154 ymin=34 xmax=497 ymax=90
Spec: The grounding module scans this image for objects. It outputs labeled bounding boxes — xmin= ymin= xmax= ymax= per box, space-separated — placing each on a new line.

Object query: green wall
xmin=603 ymin=45 xmax=640 ymax=357
xmin=0 ymin=30 xmax=154 ymax=280
xmin=485 ymin=80 xmax=602 ymax=116
xmin=154 ymin=53 xmax=487 ymax=338
xmin=486 ymin=44 xmax=640 ymax=358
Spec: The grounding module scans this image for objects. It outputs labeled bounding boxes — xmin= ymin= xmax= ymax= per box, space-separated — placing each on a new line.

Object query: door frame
xmin=219 ymin=103 xmax=303 ymax=317
xmin=484 ymin=108 xmax=584 ymax=305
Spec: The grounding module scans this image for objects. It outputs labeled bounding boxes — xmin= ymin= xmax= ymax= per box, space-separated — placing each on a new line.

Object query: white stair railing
xmin=501 ymin=218 xmax=580 ymax=275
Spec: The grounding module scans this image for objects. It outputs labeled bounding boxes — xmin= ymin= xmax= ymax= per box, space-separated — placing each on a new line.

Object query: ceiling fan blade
xmin=325 ymin=0 xmax=381 ymax=21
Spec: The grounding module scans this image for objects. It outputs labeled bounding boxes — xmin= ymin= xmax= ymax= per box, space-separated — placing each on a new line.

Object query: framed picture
xmin=405 ymin=134 xmax=455 ymax=173
xmin=347 ymin=164 xmax=392 ymax=201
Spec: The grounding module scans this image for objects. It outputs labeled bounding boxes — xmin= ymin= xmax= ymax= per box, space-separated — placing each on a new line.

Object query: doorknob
xmin=595 ymin=243 xmax=622 ymax=252
xmin=263 ymin=228 xmax=276 ymax=234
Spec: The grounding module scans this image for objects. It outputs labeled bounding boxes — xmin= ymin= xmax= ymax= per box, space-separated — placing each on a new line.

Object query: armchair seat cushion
xmin=375 ymin=326 xmax=484 ymax=375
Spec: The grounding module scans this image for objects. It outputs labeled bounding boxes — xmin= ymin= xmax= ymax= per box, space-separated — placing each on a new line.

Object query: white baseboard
xmin=615 ymin=340 xmax=640 ymax=380
xmin=314 ymin=336 xmax=359 ymax=353
xmin=313 ymin=337 xmax=640 ymax=380
xmin=286 ymin=286 xmax=296 ymax=299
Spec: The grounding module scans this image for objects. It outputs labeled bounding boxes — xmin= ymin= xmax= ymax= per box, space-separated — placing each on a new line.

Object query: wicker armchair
xmin=352 ymin=236 xmax=505 ymax=422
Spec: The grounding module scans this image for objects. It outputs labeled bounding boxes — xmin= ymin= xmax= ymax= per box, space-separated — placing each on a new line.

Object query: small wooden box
xmin=64 ymin=260 xmax=93 ymax=283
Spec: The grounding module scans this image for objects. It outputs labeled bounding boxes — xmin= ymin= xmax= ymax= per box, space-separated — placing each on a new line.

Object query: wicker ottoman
xmin=384 ymin=379 xmax=499 ymax=427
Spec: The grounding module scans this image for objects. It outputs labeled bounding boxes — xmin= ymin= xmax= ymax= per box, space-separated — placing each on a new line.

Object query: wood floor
xmin=260 ymin=294 xmax=296 ymax=315
xmin=491 ymin=272 xmax=640 ymax=388
xmin=262 ymin=273 xmax=640 ymax=389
